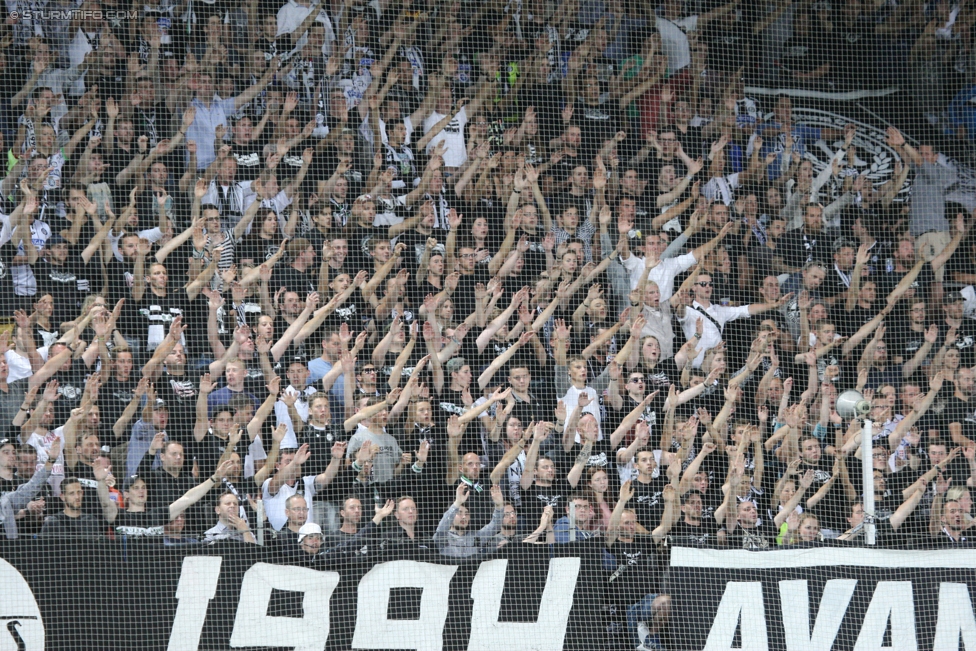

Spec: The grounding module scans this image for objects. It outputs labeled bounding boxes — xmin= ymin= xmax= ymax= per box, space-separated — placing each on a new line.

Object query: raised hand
xmin=447 ymin=415 xmax=464 ymax=439
xmin=199 ymin=372 xmax=216 ymax=393
xmin=619 ymin=480 xmax=633 ymax=503
xmin=42 ymin=380 xmax=60 ymax=402
xmin=375 ymin=499 xmax=396 ymax=520
xmin=454 ymin=483 xmax=470 ymax=506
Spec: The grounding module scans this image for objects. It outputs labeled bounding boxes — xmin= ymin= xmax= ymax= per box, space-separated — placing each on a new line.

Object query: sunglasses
xmin=697 ymin=281 xmax=712 ymax=287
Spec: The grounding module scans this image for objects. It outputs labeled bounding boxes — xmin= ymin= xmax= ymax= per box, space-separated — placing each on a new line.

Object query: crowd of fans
xmin=1 ymin=0 xmax=976 ymax=648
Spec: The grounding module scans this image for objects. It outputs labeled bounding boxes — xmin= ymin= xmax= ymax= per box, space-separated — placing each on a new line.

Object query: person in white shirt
xmin=261 ymin=442 xmax=344 ymax=531
xmin=276 ymin=0 xmax=336 ymax=55
xmin=676 ymin=272 xmax=792 ymax=367
xmin=274 ymin=358 xmax=318 ymax=445
xmin=617 ymin=221 xmax=732 ymax=296
xmin=655 ymin=0 xmax=740 ymax=74
xmin=422 ymin=82 xmax=492 ymax=169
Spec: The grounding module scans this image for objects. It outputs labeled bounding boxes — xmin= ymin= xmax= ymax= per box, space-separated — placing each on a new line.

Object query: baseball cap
xmin=288 ymin=355 xmax=308 ymax=367
xmin=45 ymin=234 xmax=67 ymax=248
xmin=944 ymin=291 xmax=966 ymax=305
xmin=298 ymin=522 xmax=322 ymax=542
xmin=445 ymin=357 xmax=467 ymax=374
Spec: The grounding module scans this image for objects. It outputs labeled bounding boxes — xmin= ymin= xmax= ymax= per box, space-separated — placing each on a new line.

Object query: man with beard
xmin=434 ymin=483 xmax=505 ymax=558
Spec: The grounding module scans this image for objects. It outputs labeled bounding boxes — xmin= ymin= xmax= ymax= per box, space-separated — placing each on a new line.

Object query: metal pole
xmin=568 ymin=501 xmax=576 ymax=542
xmin=861 ymin=419 xmax=876 ymax=545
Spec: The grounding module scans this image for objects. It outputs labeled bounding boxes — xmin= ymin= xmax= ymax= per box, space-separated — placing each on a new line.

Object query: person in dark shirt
xmin=837 ymin=492 xmax=923 ymax=547
xmin=33 ymin=234 xmax=84 ymax=325
xmin=778 ymin=204 xmax=836 ymax=272
xmin=669 ymin=489 xmax=718 ymax=545
xmin=39 ymin=476 xmax=105 ymax=538
xmin=100 ymin=459 xmax=235 ymax=537
xmin=0 ymin=436 xmax=57 ymax=539
xmin=721 ymin=463 xmax=776 ymax=549
xmin=947 ymin=367 xmax=976 ymax=448
xmin=607 ymin=480 xmax=676 ymax=651
xmin=936 ymin=292 xmax=976 ymax=368
xmin=132 ymin=434 xmax=198 ymax=515
xmin=100 ymin=348 xmax=139 ymax=430
xmin=271 ymin=238 xmax=319 ymax=295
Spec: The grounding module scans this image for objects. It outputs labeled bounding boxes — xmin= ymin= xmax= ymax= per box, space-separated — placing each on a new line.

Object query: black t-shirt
xmin=606 ymin=538 xmax=663 ymax=605
xmin=674 ymin=125 xmax=704 ymax=161
xmin=396 ymin=229 xmax=438 ymax=273
xmin=0 ymin=239 xmax=19 ymax=304
xmin=132 ymin=289 xmax=189 ymax=354
xmin=565 ymin=438 xmax=615 ymax=478
xmin=50 ymin=367 xmax=88 ymax=424
xmin=520 ymin=478 xmax=573 ymax=529
xmin=670 ymin=518 xmax=718 ymax=545
xmin=346 ymin=224 xmax=390 ymax=274
xmin=325 ymin=289 xmax=373 ymax=333
xmin=819 ymin=266 xmax=854 ymax=301
xmin=39 ymin=512 xmax=105 ymax=538
xmin=232 ymin=141 xmax=266 ymax=182
xmin=800 ymin=456 xmax=848 ymax=531
xmin=643 ymin=358 xmax=681 ymax=397
xmin=878 ymin=262 xmax=936 ymax=305
xmin=33 ymin=256 xmax=84 ymax=324
xmin=451 ymin=266 xmax=492 ymax=322
xmin=630 ymin=474 xmax=668 ymax=531
xmin=518 ymin=229 xmax=549 ymax=277
xmin=192 ymin=431 xmax=230 ymax=479
xmin=840 ymin=304 xmax=879 ymax=338
xmin=0 ymin=476 xmax=22 ymax=494
xmin=936 ymin=319 xmax=976 ymax=368
xmin=271 ymin=264 xmax=317 ymax=296
xmin=106 ymin=257 xmax=136 ymax=307
xmin=724 ymin=519 xmax=775 ymax=550
xmin=238 ymin=234 xmax=281 ymax=268
xmin=114 ymin=507 xmax=171 ymax=537
xmin=299 ymin=422 xmax=348 ymax=477
xmin=778 ymin=230 xmax=832 ymax=269
xmin=573 ymin=98 xmax=620 ymax=157
xmin=100 ymin=376 xmax=139 ymax=431
xmin=890 ymin=323 xmax=929 ymax=365
xmin=434 ymin=388 xmax=468 ymax=430
xmin=154 ymin=370 xmax=201 ymax=444
xmin=947 ymin=396 xmax=976 ymax=441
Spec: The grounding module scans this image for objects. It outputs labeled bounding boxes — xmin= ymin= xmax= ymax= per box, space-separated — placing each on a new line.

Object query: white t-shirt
xmin=68 ymin=29 xmax=102 ymax=96
xmin=560 ymin=385 xmax=601 ymax=439
xmin=703 ymin=173 xmax=740 ymax=206
xmin=679 ymin=301 xmax=752 ymax=367
xmin=276 ymin=0 xmax=336 ymax=55
xmin=274 ymin=385 xmax=317 ymax=447
xmin=262 ymin=474 xmax=318 ymax=531
xmin=620 ymin=251 xmax=697 ymax=300
xmin=5 ymin=350 xmax=33 ymax=383
xmin=109 ymin=227 xmax=164 ymax=262
xmin=424 ymin=106 xmax=467 ymax=168
xmin=27 ymin=426 xmax=65 ymax=493
xmin=11 ymin=219 xmax=52 ymax=296
xmin=655 ymin=15 xmax=698 ymax=73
